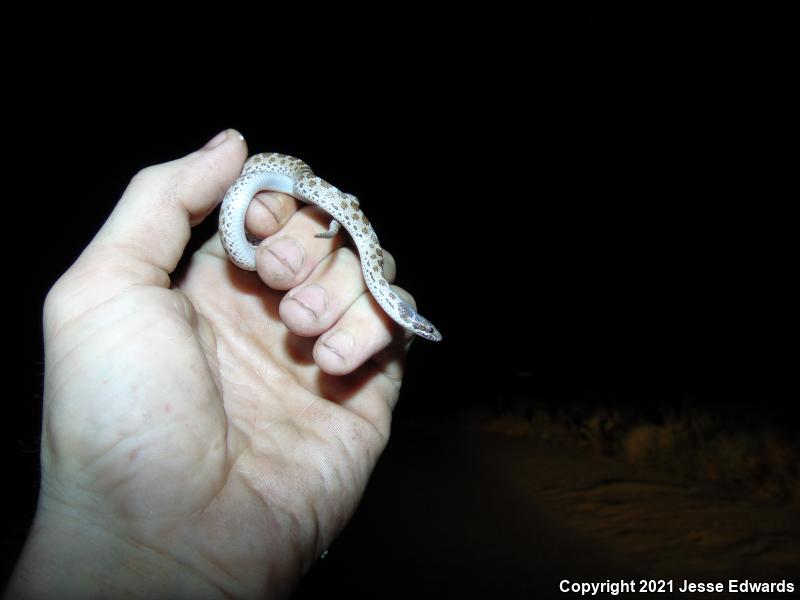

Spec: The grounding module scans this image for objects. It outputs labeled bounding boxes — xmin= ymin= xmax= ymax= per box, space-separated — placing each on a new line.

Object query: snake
xmin=218 ymin=152 xmax=442 ymax=342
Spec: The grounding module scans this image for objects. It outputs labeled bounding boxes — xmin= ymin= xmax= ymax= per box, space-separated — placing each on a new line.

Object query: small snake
xmin=219 ymin=153 xmax=442 ymax=342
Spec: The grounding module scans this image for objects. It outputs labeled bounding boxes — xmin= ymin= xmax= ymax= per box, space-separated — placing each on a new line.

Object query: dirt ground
xmin=294 ymin=419 xmax=800 ymax=599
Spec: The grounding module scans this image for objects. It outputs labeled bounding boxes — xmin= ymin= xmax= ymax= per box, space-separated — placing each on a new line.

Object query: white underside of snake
xmin=218 ymin=153 xmax=442 ymax=342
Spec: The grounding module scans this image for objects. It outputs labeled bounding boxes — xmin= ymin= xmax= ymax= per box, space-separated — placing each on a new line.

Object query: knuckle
xmin=42 ymin=274 xmax=75 ymax=332
xmin=130 ymin=163 xmax=166 ymax=187
xmin=42 ymin=279 xmax=64 ymax=317
xmin=335 ymin=245 xmax=361 ymax=266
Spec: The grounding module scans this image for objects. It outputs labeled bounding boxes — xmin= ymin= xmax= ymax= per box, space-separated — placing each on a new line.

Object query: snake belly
xmin=218 ymin=152 xmax=442 ymax=342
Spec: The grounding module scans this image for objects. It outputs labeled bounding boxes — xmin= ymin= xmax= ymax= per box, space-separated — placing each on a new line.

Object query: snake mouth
xmin=423 ymin=331 xmax=443 ymax=342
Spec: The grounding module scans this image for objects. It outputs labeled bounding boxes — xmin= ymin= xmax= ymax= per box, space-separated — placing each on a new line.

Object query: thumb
xmin=84 ymin=129 xmax=247 ymax=287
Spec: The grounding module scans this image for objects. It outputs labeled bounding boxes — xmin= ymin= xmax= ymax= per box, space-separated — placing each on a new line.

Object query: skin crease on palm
xmin=8 ymin=130 xmax=417 ymax=599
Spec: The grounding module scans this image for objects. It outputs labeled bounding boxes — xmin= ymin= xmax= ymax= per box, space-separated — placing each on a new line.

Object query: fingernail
xmin=203 ymin=129 xmax=229 ymax=149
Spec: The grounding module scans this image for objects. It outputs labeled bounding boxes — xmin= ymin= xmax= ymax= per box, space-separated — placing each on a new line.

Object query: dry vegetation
xmin=458 ymin=396 xmax=800 ymax=508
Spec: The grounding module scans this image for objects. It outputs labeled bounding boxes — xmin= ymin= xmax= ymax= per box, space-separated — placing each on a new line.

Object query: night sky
xmin=6 ymin=7 xmax=797 ymax=596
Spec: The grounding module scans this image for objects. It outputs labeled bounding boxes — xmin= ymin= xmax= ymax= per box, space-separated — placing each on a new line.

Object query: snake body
xmin=219 ymin=153 xmax=442 ymax=342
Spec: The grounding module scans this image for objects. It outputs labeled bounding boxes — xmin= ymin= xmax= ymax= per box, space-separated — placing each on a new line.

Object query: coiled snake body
xmin=219 ymin=153 xmax=442 ymax=342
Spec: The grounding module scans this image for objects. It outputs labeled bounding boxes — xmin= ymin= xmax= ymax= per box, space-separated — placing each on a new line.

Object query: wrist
xmin=6 ymin=495 xmax=224 ymax=599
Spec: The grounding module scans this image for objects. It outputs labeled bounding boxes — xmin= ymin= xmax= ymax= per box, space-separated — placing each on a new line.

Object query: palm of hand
xmin=38 ymin=136 xmax=404 ymax=596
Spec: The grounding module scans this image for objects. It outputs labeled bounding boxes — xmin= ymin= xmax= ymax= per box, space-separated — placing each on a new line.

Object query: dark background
xmin=5 ymin=6 xmax=797 ymax=597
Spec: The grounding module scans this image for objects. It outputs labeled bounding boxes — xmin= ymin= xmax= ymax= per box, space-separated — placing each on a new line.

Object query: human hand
xmin=8 ymin=130 xmax=413 ymax=599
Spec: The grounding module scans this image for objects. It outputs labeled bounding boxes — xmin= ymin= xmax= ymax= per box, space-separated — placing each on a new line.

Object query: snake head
xmin=411 ymin=315 xmax=443 ymax=342
xmin=397 ymin=300 xmax=442 ymax=342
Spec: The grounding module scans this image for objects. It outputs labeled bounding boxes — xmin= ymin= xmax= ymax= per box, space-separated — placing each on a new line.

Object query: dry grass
xmin=617 ymin=415 xmax=798 ymax=502
xmin=465 ymin=396 xmax=800 ymax=506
